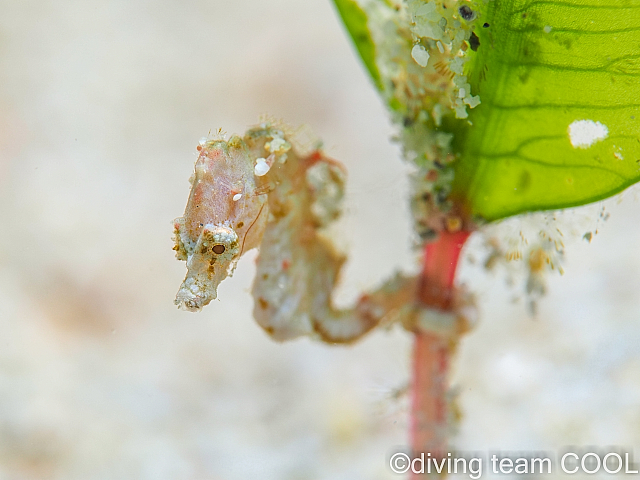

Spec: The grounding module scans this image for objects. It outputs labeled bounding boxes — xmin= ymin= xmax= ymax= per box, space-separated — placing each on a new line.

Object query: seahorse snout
xmin=174 ymin=223 xmax=240 ymax=312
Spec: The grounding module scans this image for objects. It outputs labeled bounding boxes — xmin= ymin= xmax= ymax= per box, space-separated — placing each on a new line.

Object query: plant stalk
xmin=410 ymin=230 xmax=470 ymax=477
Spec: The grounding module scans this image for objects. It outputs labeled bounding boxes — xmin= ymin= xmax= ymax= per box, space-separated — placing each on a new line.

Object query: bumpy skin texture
xmin=174 ymin=123 xmax=418 ymax=343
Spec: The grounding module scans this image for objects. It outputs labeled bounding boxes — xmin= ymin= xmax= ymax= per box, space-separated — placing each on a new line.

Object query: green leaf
xmin=451 ymin=0 xmax=640 ymax=222
xmin=331 ymin=0 xmax=384 ymax=90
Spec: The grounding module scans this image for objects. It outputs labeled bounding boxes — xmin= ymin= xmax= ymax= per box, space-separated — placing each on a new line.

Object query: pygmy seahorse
xmin=173 ymin=122 xmax=459 ymax=343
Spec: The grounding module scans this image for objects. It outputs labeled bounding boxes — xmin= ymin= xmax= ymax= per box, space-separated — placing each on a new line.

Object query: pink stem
xmin=410 ymin=230 xmax=470 ymax=476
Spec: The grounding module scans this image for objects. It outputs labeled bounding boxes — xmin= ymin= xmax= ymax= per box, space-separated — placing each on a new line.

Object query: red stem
xmin=410 ymin=230 xmax=470 ymax=476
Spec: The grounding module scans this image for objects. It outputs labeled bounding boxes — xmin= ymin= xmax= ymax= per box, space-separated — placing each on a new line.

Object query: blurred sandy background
xmin=1 ymin=1 xmax=639 ymax=479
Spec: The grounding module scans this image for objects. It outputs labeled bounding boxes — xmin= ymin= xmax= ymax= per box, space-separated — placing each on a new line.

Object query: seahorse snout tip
xmin=174 ymin=276 xmax=218 ymax=312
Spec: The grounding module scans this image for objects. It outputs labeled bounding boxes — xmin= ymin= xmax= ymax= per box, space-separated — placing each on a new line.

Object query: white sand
xmin=0 ymin=1 xmax=639 ymax=479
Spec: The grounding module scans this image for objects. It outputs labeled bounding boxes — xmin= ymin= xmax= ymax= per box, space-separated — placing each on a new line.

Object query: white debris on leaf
xmin=413 ymin=1 xmax=444 ymax=40
xmin=568 ymin=120 xmax=608 ymax=149
xmin=414 ymin=1 xmax=439 ymax=20
xmin=414 ymin=22 xmax=444 ymax=40
xmin=455 ymin=105 xmax=469 ymax=119
xmin=364 ymin=0 xmax=484 ymax=232
xmin=464 ymin=95 xmax=481 ymax=108
xmin=449 ymin=56 xmax=465 ymax=75
xmin=405 ymin=0 xmax=482 ymax=118
xmin=233 ymin=193 xmax=242 ymax=201
xmin=411 ymin=44 xmax=431 ymax=67
xmin=614 ymin=148 xmax=624 ymax=161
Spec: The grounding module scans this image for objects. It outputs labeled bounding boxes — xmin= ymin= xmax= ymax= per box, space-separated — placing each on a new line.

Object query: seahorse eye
xmin=212 ymin=244 xmax=226 ymax=254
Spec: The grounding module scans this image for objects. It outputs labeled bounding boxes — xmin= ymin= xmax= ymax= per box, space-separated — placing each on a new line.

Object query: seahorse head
xmin=173 ymin=136 xmax=268 ymax=312
xmin=174 ymin=221 xmax=241 ymax=311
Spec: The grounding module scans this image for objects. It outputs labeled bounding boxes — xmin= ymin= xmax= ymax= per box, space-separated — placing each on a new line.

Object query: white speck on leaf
xmin=233 ymin=193 xmax=242 ymax=201
xmin=465 ymin=95 xmax=481 ymax=108
xmin=411 ymin=44 xmax=430 ymax=67
xmin=568 ymin=120 xmax=608 ymax=148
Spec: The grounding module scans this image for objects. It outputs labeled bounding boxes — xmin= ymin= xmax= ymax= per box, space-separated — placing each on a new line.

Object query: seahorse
xmin=172 ymin=122 xmax=418 ymax=343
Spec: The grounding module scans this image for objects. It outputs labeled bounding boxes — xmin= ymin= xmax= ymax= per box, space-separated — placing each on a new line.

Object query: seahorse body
xmin=174 ymin=123 xmax=419 ymax=343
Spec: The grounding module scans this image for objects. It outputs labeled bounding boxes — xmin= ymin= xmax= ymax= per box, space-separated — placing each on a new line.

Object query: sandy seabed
xmin=1 ymin=1 xmax=639 ymax=479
